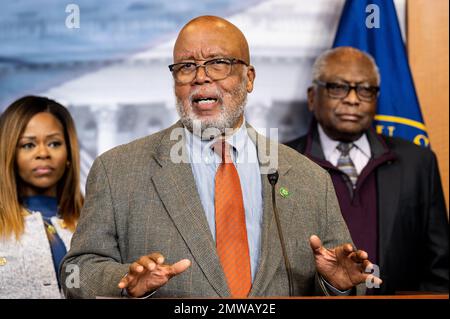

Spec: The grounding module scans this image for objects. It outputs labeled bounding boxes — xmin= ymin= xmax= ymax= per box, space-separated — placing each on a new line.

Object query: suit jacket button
xmin=0 ymin=257 xmax=7 ymax=266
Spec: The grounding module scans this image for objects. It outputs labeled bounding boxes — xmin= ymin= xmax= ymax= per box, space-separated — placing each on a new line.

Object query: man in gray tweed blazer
xmin=60 ymin=16 xmax=380 ymax=298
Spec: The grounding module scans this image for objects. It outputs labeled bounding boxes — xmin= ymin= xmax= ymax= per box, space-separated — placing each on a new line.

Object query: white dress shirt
xmin=317 ymin=124 xmax=371 ymax=174
xmin=184 ymin=119 xmax=263 ymax=281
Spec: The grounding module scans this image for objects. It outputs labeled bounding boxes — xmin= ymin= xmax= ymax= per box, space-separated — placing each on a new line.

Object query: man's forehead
xmin=174 ymin=38 xmax=242 ymax=62
xmin=323 ymin=55 xmax=377 ymax=81
xmin=175 ymin=47 xmax=232 ymax=60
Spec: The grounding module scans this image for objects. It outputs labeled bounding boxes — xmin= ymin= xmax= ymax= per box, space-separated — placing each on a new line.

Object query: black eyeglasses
xmin=314 ymin=80 xmax=379 ymax=102
xmin=168 ymin=58 xmax=248 ymax=84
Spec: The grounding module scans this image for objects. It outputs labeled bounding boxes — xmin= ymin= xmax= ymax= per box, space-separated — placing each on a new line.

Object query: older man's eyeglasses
xmin=168 ymin=58 xmax=248 ymax=84
xmin=314 ymin=80 xmax=379 ymax=102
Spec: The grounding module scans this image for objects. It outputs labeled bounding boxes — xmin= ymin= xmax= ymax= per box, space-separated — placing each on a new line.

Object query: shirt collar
xmin=353 ymin=132 xmax=371 ymax=158
xmin=184 ymin=118 xmax=249 ymax=164
xmin=317 ymin=123 xmax=371 ymax=158
xmin=223 ymin=119 xmax=248 ymax=161
xmin=318 ymin=124 xmax=340 ymax=160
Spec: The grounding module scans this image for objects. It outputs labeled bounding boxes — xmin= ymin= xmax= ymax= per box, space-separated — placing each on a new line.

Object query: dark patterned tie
xmin=337 ymin=142 xmax=358 ymax=192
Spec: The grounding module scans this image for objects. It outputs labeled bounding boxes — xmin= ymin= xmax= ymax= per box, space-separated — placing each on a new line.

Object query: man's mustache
xmin=188 ymin=88 xmax=223 ymax=106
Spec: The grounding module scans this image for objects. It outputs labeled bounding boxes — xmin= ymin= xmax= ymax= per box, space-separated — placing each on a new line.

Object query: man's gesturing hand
xmin=309 ymin=235 xmax=382 ymax=291
xmin=118 ymin=252 xmax=191 ymax=297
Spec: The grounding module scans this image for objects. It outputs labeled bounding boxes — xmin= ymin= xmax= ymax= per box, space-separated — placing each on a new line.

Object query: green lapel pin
xmin=279 ymin=187 xmax=289 ymax=198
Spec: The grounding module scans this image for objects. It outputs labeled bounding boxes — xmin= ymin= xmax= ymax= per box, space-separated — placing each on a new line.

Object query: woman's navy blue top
xmin=23 ymin=195 xmax=67 ymax=286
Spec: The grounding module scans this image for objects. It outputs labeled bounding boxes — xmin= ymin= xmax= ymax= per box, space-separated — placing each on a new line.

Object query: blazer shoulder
xmin=284 ymin=135 xmax=308 ymax=152
xmin=96 ymin=125 xmax=173 ymax=166
xmin=381 ymin=135 xmax=437 ymax=162
xmin=279 ymin=142 xmax=329 ymax=180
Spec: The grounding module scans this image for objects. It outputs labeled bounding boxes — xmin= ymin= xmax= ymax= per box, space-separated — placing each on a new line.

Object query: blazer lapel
xmin=151 ymin=122 xmax=229 ymax=297
xmin=150 ymin=123 xmax=294 ymax=296
xmin=376 ymin=161 xmax=401 ymax=277
xmin=367 ymin=130 xmax=400 ymax=280
xmin=246 ymin=126 xmax=293 ymax=296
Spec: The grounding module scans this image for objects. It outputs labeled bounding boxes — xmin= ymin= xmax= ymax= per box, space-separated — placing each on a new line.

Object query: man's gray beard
xmin=176 ymin=85 xmax=247 ymax=139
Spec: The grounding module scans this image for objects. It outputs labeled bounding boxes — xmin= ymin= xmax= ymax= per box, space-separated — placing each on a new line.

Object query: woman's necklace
xmin=43 ymin=219 xmax=57 ymax=235
xmin=26 ymin=209 xmax=56 ymax=235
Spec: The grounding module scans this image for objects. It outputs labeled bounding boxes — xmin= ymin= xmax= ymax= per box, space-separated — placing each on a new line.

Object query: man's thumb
xmin=171 ymin=259 xmax=191 ymax=276
xmin=309 ymin=235 xmax=325 ymax=255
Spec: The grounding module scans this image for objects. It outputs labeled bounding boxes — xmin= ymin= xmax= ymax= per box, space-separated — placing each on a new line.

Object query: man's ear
xmin=246 ymin=66 xmax=256 ymax=93
xmin=307 ymin=86 xmax=315 ymax=112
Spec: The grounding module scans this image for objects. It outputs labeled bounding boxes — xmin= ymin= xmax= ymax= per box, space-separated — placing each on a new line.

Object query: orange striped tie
xmin=214 ymin=140 xmax=252 ymax=298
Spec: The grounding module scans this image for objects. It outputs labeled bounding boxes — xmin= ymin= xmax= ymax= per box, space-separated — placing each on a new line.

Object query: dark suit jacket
xmin=61 ymin=122 xmax=355 ymax=298
xmin=286 ymin=125 xmax=449 ymax=294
